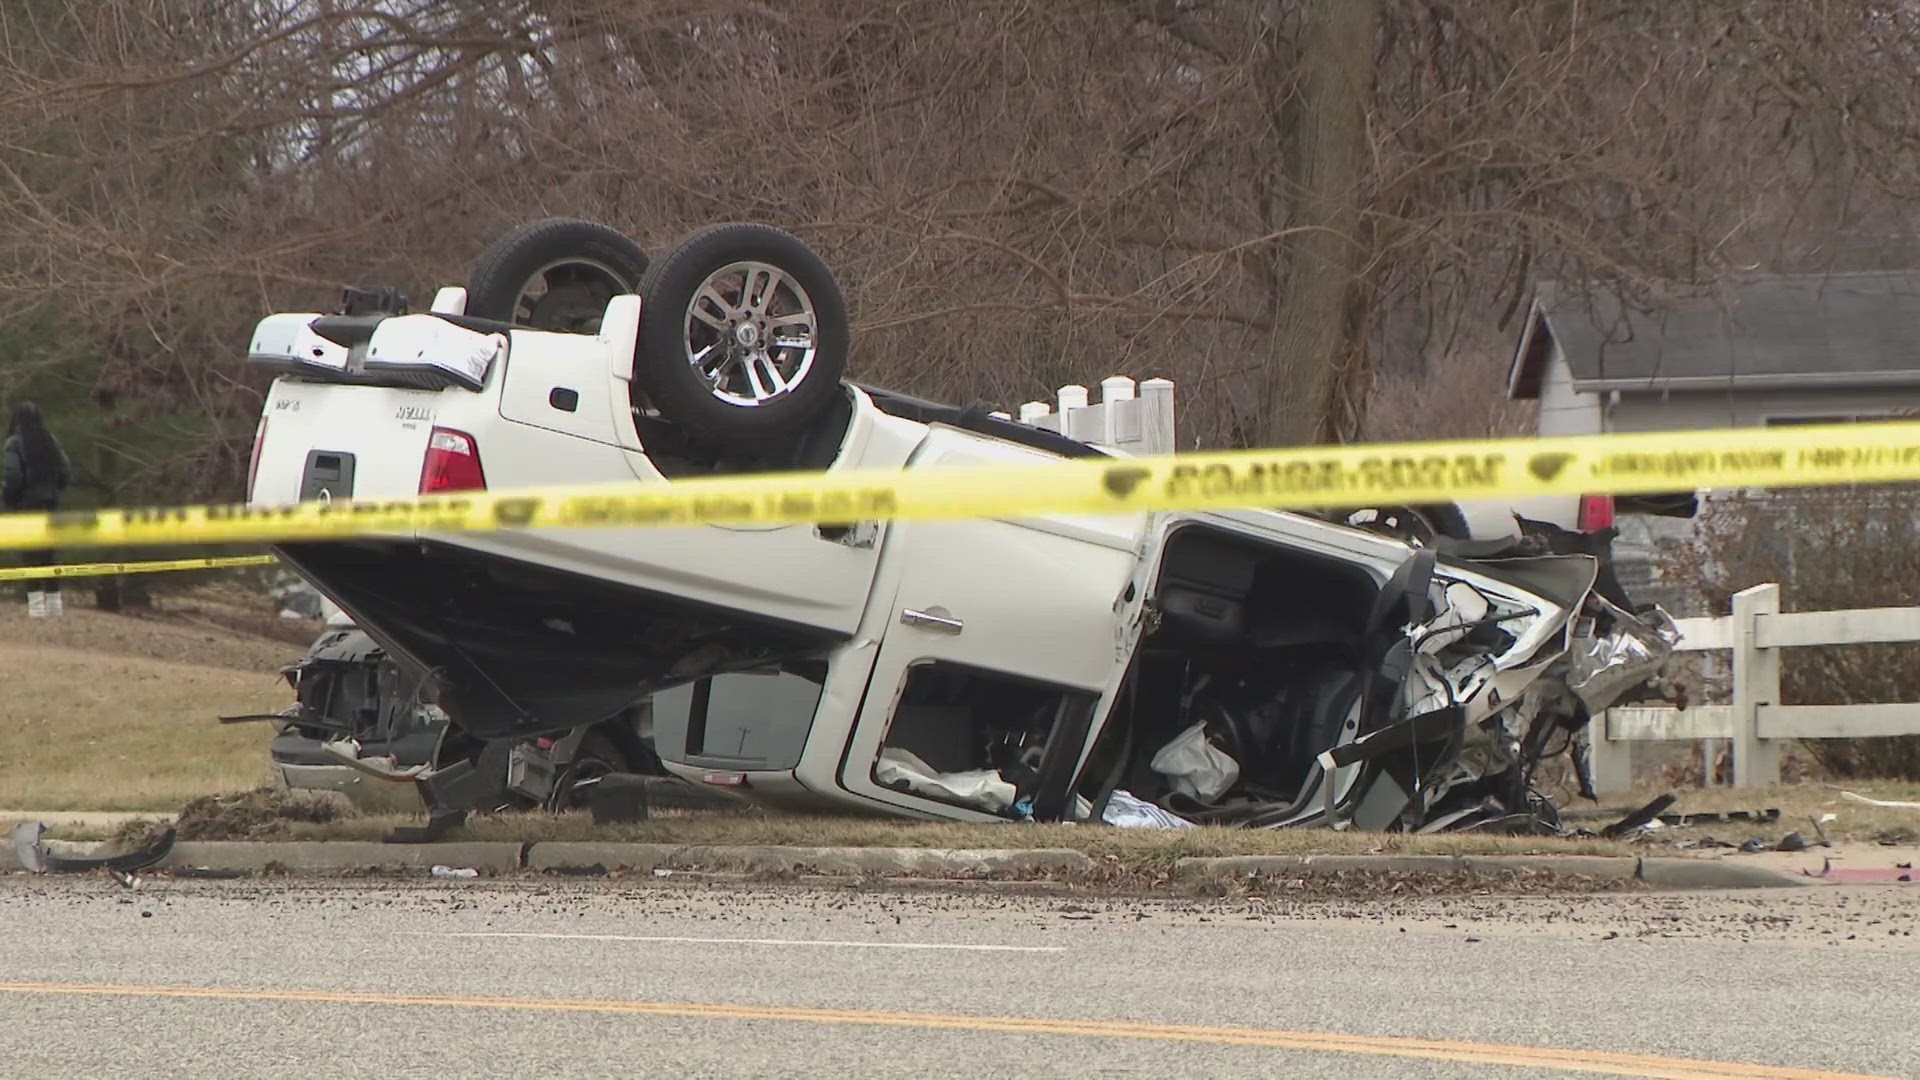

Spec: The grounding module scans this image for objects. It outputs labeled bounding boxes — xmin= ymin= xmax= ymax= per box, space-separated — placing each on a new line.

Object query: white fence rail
xmin=1591 ymin=583 xmax=1920 ymax=793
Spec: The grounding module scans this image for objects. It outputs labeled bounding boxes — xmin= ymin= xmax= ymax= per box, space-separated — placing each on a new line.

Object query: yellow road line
xmin=0 ymin=981 xmax=1887 ymax=1079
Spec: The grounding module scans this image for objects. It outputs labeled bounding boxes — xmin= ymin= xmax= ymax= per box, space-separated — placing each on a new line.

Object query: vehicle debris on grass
xmin=1840 ymin=790 xmax=1920 ymax=810
xmin=10 ymin=820 xmax=177 ymax=875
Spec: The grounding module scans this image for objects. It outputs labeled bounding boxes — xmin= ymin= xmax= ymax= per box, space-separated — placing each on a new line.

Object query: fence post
xmin=1100 ymin=376 xmax=1136 ymax=447
xmin=1586 ymin=715 xmax=1634 ymax=797
xmin=1731 ymin=582 xmax=1782 ymax=787
xmin=1057 ymin=384 xmax=1098 ymax=442
xmin=1140 ymin=378 xmax=1176 ymax=454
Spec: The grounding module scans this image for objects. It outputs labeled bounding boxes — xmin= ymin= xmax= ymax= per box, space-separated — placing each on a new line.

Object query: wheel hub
xmin=683 ymin=260 xmax=819 ymax=408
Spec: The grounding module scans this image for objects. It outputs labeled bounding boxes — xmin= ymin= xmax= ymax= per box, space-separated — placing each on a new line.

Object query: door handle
xmin=900 ymin=607 xmax=964 ymax=634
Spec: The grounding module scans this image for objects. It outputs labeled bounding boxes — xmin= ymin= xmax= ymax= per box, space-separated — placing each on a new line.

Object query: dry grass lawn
xmin=0 ymin=593 xmax=303 ymax=811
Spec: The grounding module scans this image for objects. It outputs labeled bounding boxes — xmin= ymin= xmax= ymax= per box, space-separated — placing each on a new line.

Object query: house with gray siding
xmin=1505 ymin=271 xmax=1920 ymax=610
xmin=1507 ymin=272 xmax=1920 ymax=435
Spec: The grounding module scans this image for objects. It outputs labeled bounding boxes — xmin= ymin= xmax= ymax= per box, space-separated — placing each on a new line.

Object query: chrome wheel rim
xmin=682 ymin=260 xmax=818 ymax=407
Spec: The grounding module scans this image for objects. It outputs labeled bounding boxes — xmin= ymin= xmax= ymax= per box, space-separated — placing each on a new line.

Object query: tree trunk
xmin=1260 ymin=0 xmax=1379 ymax=448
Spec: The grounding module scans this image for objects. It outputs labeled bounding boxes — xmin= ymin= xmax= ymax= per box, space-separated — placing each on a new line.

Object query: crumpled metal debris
xmin=1566 ymin=596 xmax=1681 ymax=714
xmin=1600 ymin=793 xmax=1677 ymax=840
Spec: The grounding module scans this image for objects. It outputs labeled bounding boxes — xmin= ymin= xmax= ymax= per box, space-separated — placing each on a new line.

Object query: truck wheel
xmin=464 ymin=219 xmax=649 ymax=334
xmin=1344 ymin=503 xmax=1471 ymax=545
xmin=554 ymin=731 xmax=629 ymax=811
xmin=633 ymin=223 xmax=849 ymax=443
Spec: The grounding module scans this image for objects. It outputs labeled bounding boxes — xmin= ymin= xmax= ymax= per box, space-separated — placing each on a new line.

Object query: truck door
xmin=834 ymin=427 xmax=1146 ymax=820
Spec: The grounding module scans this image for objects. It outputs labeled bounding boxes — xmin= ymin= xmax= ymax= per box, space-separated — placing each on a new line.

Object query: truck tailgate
xmin=250 ymin=382 xmax=445 ymax=506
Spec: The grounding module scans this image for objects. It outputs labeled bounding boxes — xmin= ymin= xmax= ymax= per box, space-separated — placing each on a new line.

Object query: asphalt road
xmin=0 ymin=874 xmax=1912 ymax=1079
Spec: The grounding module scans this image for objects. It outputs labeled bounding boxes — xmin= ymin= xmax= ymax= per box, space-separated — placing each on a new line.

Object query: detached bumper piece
xmin=11 ymin=822 xmax=177 ymax=875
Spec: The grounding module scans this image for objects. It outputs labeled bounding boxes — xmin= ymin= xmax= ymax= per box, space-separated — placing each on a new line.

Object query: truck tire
xmin=553 ymin=731 xmax=630 ymax=811
xmin=633 ymin=223 xmax=849 ymax=444
xmin=464 ymin=219 xmax=649 ymax=333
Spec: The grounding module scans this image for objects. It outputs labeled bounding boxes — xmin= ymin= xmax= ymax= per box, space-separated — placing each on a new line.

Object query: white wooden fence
xmin=1591 ymin=582 xmax=1920 ymax=793
xmin=996 ymin=376 xmax=1177 ymax=455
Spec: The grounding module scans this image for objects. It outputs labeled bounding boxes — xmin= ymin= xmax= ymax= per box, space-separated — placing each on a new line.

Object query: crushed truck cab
xmin=243 ymin=220 xmax=1678 ymax=832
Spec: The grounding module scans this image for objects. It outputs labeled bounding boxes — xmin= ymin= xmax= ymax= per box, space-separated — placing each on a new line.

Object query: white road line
xmin=425 ymin=931 xmax=1065 ymax=953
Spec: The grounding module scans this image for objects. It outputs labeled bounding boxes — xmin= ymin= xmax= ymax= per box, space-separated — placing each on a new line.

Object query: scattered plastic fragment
xmin=1601 ymin=793 xmax=1676 ymax=839
xmin=1840 ymin=790 xmax=1920 ymax=810
xmin=653 ymin=868 xmax=673 ymax=878
xmin=10 ymin=822 xmax=177 ymax=875
xmin=1102 ymin=790 xmax=1196 ymax=829
xmin=430 ymin=865 xmax=479 ymax=879
xmin=1807 ymin=816 xmax=1834 ymax=848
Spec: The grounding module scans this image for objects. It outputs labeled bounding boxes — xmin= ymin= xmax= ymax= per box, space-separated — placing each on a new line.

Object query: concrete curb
xmin=1173 ymin=853 xmax=1811 ymax=889
xmin=0 ymin=839 xmax=527 ymax=875
xmin=3 ymin=837 xmax=1812 ymax=890
xmin=526 ymin=843 xmax=1094 ymax=877
xmin=158 ymin=841 xmax=527 ymax=874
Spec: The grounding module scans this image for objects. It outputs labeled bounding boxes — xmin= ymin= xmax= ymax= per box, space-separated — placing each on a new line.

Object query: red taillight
xmin=246 ymin=418 xmax=267 ymax=502
xmin=1577 ymin=494 xmax=1615 ymax=533
xmin=418 ymin=427 xmax=487 ymax=493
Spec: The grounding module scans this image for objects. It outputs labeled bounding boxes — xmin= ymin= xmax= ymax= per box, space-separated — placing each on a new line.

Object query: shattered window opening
xmin=872 ymin=661 xmax=1097 ymax=819
xmin=1090 ymin=523 xmax=1387 ymax=827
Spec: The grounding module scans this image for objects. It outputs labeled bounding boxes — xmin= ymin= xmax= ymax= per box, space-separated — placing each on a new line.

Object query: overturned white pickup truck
xmin=243 ymin=219 xmax=1677 ymax=833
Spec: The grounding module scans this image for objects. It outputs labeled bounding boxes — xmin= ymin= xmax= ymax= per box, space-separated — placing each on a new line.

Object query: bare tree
xmin=2 ymin=0 xmax=1917 ymax=499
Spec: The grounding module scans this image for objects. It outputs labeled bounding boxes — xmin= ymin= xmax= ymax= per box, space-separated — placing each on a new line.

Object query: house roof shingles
xmin=1508 ymin=270 xmax=1920 ymax=399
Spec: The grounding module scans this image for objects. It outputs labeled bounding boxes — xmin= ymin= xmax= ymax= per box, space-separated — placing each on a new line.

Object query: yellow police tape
xmin=0 ymin=555 xmax=278 ymax=582
xmin=0 ymin=420 xmax=1915 ymax=553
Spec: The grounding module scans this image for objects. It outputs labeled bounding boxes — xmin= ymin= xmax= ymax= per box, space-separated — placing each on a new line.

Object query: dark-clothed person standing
xmin=2 ymin=402 xmax=72 ymax=617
